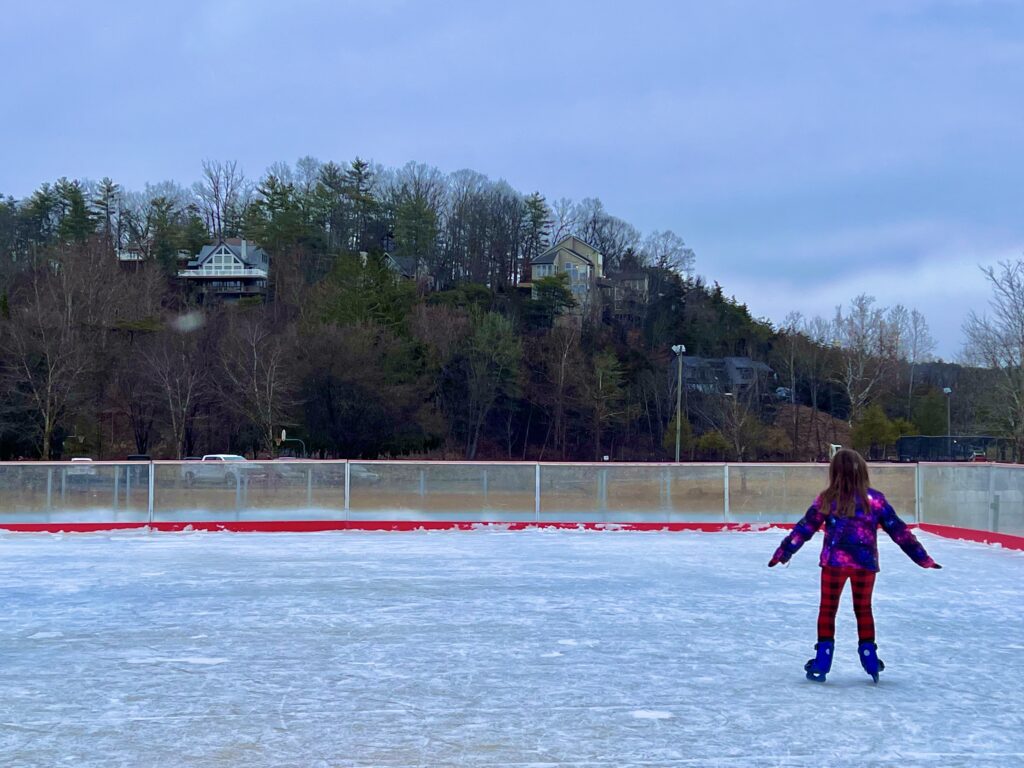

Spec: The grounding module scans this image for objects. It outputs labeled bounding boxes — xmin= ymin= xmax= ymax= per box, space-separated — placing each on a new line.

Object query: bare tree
xmin=772 ymin=311 xmax=803 ymax=457
xmin=193 ymin=160 xmax=249 ymax=238
xmin=583 ymin=350 xmax=627 ymax=460
xmin=463 ymin=313 xmax=521 ymax=459
xmin=902 ymin=307 xmax=936 ymax=416
xmin=220 ymin=314 xmax=299 ymax=454
xmin=796 ymin=315 xmax=840 ymax=456
xmin=962 ymin=259 xmax=1024 ymax=458
xmin=549 ymin=198 xmax=579 ymax=244
xmin=574 ymin=198 xmax=640 ymax=272
xmin=642 ymin=230 xmax=695 ymax=277
xmin=144 ymin=329 xmax=211 ymax=459
xmin=0 ymin=241 xmax=119 ymax=457
xmin=832 ymin=295 xmax=899 ymax=424
xmin=2 ymin=278 xmax=88 ymax=457
xmin=529 ymin=325 xmax=585 ymax=460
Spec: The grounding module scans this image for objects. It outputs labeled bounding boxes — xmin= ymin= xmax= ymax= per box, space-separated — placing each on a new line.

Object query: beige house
xmin=530 ymin=236 xmax=604 ymax=306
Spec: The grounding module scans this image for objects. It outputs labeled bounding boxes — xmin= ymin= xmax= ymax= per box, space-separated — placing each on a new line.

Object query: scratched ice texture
xmin=0 ymin=528 xmax=1021 ymax=767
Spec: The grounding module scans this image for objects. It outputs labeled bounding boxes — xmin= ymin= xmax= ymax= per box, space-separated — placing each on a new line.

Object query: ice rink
xmin=0 ymin=528 xmax=1021 ymax=768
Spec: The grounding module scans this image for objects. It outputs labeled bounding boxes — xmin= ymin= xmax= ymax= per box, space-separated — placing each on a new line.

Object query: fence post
xmin=535 ymin=463 xmax=541 ymax=522
xmin=723 ymin=464 xmax=730 ymax=522
xmin=915 ymin=463 xmax=922 ymax=523
xmin=988 ymin=466 xmax=997 ymax=532
xmin=306 ymin=466 xmax=313 ymax=508
xmin=147 ymin=461 xmax=155 ymax=526
xmin=344 ymin=462 xmax=350 ymax=519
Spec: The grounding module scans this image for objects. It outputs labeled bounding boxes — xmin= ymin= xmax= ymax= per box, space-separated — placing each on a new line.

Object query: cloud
xmin=721 ymin=240 xmax=1023 ymax=361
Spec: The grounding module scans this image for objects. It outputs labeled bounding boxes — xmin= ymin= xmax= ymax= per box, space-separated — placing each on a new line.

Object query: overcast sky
xmin=2 ymin=0 xmax=1022 ymax=359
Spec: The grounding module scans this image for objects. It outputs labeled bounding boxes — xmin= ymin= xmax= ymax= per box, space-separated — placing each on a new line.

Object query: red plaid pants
xmin=817 ymin=566 xmax=876 ymax=643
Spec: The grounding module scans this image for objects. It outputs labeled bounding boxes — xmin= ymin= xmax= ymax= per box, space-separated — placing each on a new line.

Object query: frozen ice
xmin=0 ymin=528 xmax=1021 ymax=767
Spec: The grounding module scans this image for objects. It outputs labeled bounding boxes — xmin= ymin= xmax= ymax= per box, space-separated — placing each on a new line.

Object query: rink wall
xmin=0 ymin=460 xmax=1020 ymax=548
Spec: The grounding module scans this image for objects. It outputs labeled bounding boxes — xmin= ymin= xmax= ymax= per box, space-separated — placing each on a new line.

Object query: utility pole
xmin=672 ymin=344 xmax=686 ymax=461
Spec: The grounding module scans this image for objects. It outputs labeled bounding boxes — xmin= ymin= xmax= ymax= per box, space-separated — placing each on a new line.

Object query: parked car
xmin=67 ymin=457 xmax=97 ymax=476
xmin=181 ymin=455 xmax=263 ymax=486
xmin=350 ymin=464 xmax=381 ymax=484
xmin=267 ymin=457 xmax=312 ymax=481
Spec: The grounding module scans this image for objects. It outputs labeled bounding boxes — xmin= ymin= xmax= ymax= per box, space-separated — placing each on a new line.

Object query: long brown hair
xmin=820 ymin=448 xmax=870 ymax=518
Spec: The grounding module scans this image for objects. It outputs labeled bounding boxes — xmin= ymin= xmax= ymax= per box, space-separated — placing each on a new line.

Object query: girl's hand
xmin=929 ymin=562 xmax=942 ymax=569
xmin=768 ymin=557 xmax=781 ymax=567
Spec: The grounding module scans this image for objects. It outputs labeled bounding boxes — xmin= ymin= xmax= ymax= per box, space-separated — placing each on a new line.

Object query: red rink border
xmin=0 ymin=521 xmax=767 ymax=534
xmin=915 ymin=523 xmax=1024 ymax=551
xmin=0 ymin=519 xmax=1022 ymax=550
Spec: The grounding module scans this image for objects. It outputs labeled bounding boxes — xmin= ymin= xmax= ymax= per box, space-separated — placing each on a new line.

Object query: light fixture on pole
xmin=671 ymin=344 xmax=686 ymax=461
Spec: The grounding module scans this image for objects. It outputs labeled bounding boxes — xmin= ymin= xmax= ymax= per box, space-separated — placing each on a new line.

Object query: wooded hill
xmin=0 ymin=158 xmax=1016 ymax=461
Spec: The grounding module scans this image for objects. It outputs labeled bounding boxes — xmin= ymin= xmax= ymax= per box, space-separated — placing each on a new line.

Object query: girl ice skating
xmin=769 ymin=448 xmax=941 ymax=683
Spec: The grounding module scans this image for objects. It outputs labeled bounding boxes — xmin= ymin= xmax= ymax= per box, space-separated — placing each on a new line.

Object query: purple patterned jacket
xmin=772 ymin=488 xmax=936 ymax=572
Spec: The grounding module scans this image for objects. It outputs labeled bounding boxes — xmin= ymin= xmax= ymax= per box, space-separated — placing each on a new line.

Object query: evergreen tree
xmin=344 ymin=157 xmax=380 ymax=252
xmin=91 ymin=177 xmax=122 ymax=252
xmin=55 ymin=178 xmax=94 ymax=245
xmin=521 ymin=191 xmax=551 ymax=282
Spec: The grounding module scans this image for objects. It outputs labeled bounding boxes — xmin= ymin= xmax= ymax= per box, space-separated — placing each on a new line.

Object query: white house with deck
xmin=178 ymin=238 xmax=269 ymax=301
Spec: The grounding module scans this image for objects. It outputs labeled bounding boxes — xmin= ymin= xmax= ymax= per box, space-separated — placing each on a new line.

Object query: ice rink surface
xmin=0 ymin=528 xmax=1021 ymax=768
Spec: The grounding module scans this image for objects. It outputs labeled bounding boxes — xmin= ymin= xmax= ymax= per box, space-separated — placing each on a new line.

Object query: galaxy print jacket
xmin=771 ymin=489 xmax=936 ymax=572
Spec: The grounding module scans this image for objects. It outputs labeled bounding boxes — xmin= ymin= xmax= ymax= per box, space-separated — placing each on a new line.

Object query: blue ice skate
xmin=858 ymin=641 xmax=885 ymax=683
xmin=804 ymin=640 xmax=834 ymax=682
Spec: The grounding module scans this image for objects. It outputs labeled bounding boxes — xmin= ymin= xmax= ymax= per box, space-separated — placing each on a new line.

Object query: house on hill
xmin=681 ymin=355 xmax=774 ymax=395
xmin=602 ymin=269 xmax=650 ymax=324
xmin=529 ymin=236 xmax=604 ymax=307
xmin=383 ymin=252 xmax=433 ymax=289
xmin=178 ymin=238 xmax=269 ymax=302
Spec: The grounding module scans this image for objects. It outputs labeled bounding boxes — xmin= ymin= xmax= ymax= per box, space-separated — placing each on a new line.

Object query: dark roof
xmin=194 ymin=239 xmax=268 ymax=268
xmin=388 ymin=255 xmax=418 ymax=278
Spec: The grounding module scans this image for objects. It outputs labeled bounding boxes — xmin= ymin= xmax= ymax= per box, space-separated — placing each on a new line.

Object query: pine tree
xmin=55 ymin=178 xmax=94 ymax=245
xmin=522 ymin=191 xmax=551 ymax=283
xmin=343 ymin=157 xmax=379 ymax=252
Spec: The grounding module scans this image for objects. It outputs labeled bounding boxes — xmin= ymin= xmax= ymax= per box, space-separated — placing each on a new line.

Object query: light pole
xmin=943 ymin=387 xmax=952 ymax=459
xmin=672 ymin=344 xmax=686 ymax=461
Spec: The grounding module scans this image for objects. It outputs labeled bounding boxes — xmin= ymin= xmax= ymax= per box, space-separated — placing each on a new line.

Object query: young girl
xmin=769 ymin=448 xmax=941 ymax=683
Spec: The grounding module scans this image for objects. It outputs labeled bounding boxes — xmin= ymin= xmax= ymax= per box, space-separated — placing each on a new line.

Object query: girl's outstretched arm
xmin=769 ymin=499 xmax=826 ymax=566
xmin=876 ymin=494 xmax=942 ymax=568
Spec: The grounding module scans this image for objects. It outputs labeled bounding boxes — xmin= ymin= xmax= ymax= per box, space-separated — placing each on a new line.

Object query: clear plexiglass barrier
xmin=0 ymin=460 xmax=1018 ymax=534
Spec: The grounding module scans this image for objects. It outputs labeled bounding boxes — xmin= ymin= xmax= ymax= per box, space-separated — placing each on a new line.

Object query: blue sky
xmin=2 ymin=0 xmax=1022 ymax=359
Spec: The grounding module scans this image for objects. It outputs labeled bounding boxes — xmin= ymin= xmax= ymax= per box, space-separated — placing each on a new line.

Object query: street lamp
xmin=943 ymin=387 xmax=952 ymax=459
xmin=672 ymin=344 xmax=686 ymax=461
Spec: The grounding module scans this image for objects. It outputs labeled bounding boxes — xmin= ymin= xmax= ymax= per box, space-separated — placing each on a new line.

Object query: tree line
xmin=0 ymin=157 xmax=1019 ymax=462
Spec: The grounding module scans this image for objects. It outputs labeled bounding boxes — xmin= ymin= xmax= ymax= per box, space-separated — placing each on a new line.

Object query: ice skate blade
xmin=805 ymin=671 xmax=827 ymax=682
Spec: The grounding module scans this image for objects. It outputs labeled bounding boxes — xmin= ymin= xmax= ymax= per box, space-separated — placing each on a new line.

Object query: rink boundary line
xmin=0 ymin=520 xmax=767 ymax=533
xmin=915 ymin=523 xmax=1024 ymax=550
xmin=0 ymin=519 xmax=1021 ymax=548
